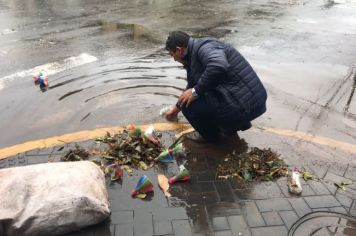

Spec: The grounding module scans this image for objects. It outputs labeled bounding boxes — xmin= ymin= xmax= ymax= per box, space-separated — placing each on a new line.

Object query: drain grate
xmin=289 ymin=211 xmax=356 ymax=236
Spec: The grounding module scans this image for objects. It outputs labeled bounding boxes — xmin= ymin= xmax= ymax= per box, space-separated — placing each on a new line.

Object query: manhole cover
xmin=289 ymin=211 xmax=356 ymax=236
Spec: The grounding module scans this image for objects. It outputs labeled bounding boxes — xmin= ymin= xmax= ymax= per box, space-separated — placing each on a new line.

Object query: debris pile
xmin=98 ymin=128 xmax=164 ymax=170
xmin=217 ymin=147 xmax=289 ymax=181
xmin=61 ymin=126 xmax=168 ymax=184
xmin=61 ymin=144 xmax=90 ymax=162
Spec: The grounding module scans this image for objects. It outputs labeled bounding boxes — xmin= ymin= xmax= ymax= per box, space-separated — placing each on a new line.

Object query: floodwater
xmin=0 ymin=0 xmax=356 ymax=150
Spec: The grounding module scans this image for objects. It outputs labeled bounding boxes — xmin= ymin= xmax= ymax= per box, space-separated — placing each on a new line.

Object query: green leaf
xmin=242 ymin=169 xmax=252 ymax=181
xmin=341 ymin=180 xmax=353 ymax=185
xmin=334 ymin=183 xmax=346 ymax=191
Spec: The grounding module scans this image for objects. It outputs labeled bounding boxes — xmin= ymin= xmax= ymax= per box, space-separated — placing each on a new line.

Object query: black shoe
xmin=238 ymin=122 xmax=252 ymax=131
xmin=184 ymin=131 xmax=219 ymax=143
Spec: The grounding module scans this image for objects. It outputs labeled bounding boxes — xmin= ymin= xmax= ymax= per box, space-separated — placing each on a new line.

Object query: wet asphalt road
xmin=0 ymin=0 xmax=355 ymax=149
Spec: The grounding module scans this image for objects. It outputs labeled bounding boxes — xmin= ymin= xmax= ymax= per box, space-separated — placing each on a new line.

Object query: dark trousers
xmin=180 ymin=96 xmax=259 ymax=141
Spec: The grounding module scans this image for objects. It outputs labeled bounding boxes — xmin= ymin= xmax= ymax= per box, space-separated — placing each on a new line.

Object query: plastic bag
xmin=0 ymin=161 xmax=110 ymax=236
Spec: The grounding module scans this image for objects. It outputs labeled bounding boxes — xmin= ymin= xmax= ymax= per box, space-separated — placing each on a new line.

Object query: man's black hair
xmin=165 ymin=31 xmax=190 ymax=52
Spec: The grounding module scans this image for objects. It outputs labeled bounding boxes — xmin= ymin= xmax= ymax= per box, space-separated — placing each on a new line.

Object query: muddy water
xmin=0 ymin=0 xmax=356 ymax=148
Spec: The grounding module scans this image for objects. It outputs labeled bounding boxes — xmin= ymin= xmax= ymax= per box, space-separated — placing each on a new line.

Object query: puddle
xmin=82 ymin=20 xmax=160 ymax=43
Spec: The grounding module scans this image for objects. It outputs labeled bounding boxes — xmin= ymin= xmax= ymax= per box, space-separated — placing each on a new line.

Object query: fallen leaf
xmin=302 ymin=171 xmax=314 ymax=181
xmin=158 ymin=174 xmax=171 ymax=197
xmin=334 ymin=183 xmax=346 ymax=191
xmin=122 ymin=165 xmax=133 ymax=173
xmin=341 ymin=180 xmax=353 ymax=185
xmin=139 ymin=161 xmax=148 ymax=170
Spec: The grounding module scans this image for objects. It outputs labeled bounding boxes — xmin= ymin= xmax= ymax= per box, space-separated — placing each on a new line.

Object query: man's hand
xmin=178 ymin=88 xmax=198 ymax=107
xmin=165 ymin=106 xmax=180 ymax=121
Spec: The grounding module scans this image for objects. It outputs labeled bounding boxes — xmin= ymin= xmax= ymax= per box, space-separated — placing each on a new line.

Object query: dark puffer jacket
xmin=183 ymin=37 xmax=267 ymax=122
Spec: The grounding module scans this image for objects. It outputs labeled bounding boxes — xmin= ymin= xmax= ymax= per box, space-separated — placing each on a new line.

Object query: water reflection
xmin=168 ymin=136 xmax=250 ymax=233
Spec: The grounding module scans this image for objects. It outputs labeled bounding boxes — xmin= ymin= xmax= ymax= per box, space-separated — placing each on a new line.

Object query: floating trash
xmin=288 ymin=170 xmax=302 ymax=195
xmin=33 ymin=71 xmax=49 ymax=92
xmin=159 ymin=105 xmax=174 ymax=116
xmin=169 ymin=165 xmax=191 ymax=184
xmin=217 ymin=147 xmax=288 ymax=182
xmin=131 ymin=175 xmax=154 ymax=197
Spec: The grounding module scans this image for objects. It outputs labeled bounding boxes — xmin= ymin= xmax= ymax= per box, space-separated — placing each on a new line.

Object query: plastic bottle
xmin=159 ymin=105 xmax=174 ymax=116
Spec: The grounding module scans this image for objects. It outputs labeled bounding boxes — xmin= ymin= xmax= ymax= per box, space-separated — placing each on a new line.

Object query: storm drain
xmin=289 ymin=211 xmax=356 ymax=236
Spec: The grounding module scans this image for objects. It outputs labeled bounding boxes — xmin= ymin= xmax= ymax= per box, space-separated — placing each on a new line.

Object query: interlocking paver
xmin=255 ymin=198 xmax=292 ymax=212
xmin=115 ymin=223 xmax=133 ymax=236
xmin=214 ymin=230 xmax=232 ymax=236
xmin=198 ymin=181 xmax=216 ymax=192
xmin=111 ymin=210 xmax=133 ymax=224
xmin=250 ymin=226 xmax=288 ymax=236
xmin=227 ymin=215 xmax=251 ymax=236
xmin=27 ymin=155 xmax=48 ymax=165
xmin=335 ymin=192 xmax=353 ymax=208
xmin=328 ymin=206 xmax=348 ymax=214
xmin=300 ymin=184 xmax=317 ymax=197
xmin=206 ymin=203 xmax=243 ymax=217
xmin=214 ymin=181 xmax=235 ymax=202
xmin=288 ymin=198 xmax=312 ymax=217
xmin=344 ymin=166 xmax=356 ymax=181
xmin=261 ymin=212 xmax=284 ymax=226
xmin=134 ymin=209 xmax=153 ymax=236
xmin=234 ymin=182 xmax=284 ymax=200
xmin=152 ymin=207 xmax=188 ymax=222
xmin=350 ymin=200 xmax=356 ymax=217
xmin=279 ymin=210 xmax=298 ymax=229
xmin=307 ymin=181 xmax=331 ymax=195
xmin=202 ymin=192 xmax=220 ymax=204
xmin=307 ymin=164 xmax=328 ymax=179
xmin=242 ymin=201 xmax=265 ymax=227
xmin=327 ymin=163 xmax=348 ymax=177
xmin=304 ymin=195 xmax=341 ymax=209
xmin=154 ymin=221 xmax=173 ymax=235
xmin=211 ymin=217 xmax=230 ymax=231
xmin=172 ymin=220 xmax=192 ymax=236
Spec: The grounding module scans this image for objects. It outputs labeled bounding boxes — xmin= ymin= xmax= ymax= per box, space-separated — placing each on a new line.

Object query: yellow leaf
xmin=157 ymin=174 xmax=171 ymax=197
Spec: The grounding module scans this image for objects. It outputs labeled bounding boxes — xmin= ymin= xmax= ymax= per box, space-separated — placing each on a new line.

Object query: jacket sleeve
xmin=194 ymin=44 xmax=229 ymax=95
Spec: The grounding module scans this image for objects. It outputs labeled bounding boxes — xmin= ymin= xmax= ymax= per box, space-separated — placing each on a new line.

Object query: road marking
xmin=0 ymin=123 xmax=355 ymax=160
xmin=0 ymin=53 xmax=97 ymax=90
xmin=0 ymin=123 xmax=190 ymax=160
xmin=254 ymin=127 xmax=356 ymax=154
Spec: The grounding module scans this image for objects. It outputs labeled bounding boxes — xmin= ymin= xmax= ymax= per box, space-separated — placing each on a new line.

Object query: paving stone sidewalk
xmin=1 ymin=131 xmax=356 ymax=236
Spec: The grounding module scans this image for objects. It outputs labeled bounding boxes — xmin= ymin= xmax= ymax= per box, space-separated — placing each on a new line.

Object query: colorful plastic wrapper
xmin=169 ymin=165 xmax=191 ymax=184
xmin=131 ymin=175 xmax=154 ymax=197
xmin=156 ymin=149 xmax=174 ymax=163
xmin=144 ymin=125 xmax=159 ymax=145
xmin=105 ymin=163 xmax=123 ymax=181
xmin=33 ymin=71 xmax=49 ymax=92
xmin=155 ymin=143 xmax=184 ymax=163
xmin=127 ymin=125 xmax=143 ymax=138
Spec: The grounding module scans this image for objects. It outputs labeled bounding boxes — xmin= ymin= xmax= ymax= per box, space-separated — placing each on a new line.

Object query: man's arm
xmin=193 ymin=44 xmax=229 ymax=95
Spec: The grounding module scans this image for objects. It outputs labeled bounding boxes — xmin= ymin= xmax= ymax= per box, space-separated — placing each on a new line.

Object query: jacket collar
xmin=182 ymin=37 xmax=194 ymax=66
